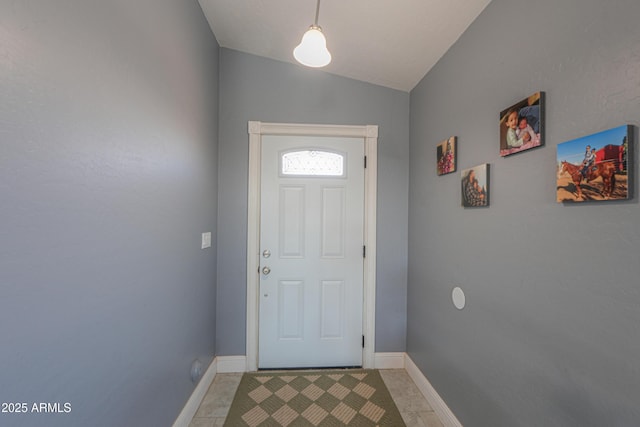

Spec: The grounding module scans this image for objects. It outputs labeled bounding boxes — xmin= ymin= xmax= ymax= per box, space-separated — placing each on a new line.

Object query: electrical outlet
xmin=190 ymin=359 xmax=203 ymax=383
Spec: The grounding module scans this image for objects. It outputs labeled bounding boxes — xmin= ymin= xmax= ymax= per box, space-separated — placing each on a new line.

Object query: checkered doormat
xmin=224 ymin=369 xmax=406 ymax=426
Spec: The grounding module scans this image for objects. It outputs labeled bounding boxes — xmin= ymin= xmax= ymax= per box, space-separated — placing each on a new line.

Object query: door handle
xmin=262 ymin=266 xmax=271 ymax=275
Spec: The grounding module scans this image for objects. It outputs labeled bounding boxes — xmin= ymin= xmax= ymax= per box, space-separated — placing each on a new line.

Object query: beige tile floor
xmin=189 ymin=369 xmax=444 ymax=427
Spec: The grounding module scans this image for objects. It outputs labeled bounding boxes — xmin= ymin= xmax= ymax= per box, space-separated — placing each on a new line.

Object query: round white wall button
xmin=452 ymin=287 xmax=466 ymax=310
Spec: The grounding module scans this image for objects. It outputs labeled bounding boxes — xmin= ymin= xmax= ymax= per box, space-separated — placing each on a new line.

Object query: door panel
xmin=321 ymin=186 xmax=345 ymax=257
xmin=320 ymin=280 xmax=345 ymax=339
xmin=258 ymin=135 xmax=364 ymax=369
xmin=278 ymin=280 xmax=304 ymax=340
xmin=279 ymin=186 xmax=305 ymax=258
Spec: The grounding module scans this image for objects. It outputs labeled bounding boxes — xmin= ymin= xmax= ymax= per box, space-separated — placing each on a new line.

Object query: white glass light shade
xmin=293 ymin=26 xmax=331 ymax=68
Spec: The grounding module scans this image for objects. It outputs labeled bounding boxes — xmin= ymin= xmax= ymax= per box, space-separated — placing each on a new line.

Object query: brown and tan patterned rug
xmin=224 ymin=369 xmax=406 ymax=426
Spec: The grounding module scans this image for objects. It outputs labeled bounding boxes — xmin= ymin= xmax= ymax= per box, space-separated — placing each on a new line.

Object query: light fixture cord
xmin=314 ymin=0 xmax=321 ymax=26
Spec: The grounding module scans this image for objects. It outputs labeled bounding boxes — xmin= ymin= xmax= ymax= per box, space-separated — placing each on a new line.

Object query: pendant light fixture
xmin=293 ymin=0 xmax=332 ymax=68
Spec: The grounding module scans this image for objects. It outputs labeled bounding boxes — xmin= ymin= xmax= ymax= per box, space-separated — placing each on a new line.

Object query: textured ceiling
xmin=198 ymin=0 xmax=492 ymax=92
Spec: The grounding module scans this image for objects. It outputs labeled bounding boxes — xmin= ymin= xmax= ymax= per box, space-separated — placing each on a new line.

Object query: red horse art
xmin=560 ymin=160 xmax=617 ymax=199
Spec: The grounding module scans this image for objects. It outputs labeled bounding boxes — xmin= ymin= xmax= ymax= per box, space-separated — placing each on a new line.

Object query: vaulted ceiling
xmin=198 ymin=0 xmax=492 ymax=92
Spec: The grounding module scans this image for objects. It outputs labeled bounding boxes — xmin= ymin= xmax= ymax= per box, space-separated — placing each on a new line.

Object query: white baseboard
xmin=373 ymin=352 xmax=406 ymax=369
xmin=172 ymin=358 xmax=218 ymax=427
xmin=404 ymin=354 xmax=463 ymax=427
xmin=217 ymin=355 xmax=248 ymax=373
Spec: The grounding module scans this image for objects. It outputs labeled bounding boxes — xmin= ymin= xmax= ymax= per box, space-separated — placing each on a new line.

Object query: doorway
xmin=246 ymin=122 xmax=378 ymax=371
xmin=258 ymin=135 xmax=364 ymax=368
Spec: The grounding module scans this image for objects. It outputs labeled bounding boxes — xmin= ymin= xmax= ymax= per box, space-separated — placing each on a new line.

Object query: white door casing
xmin=259 ymin=135 xmax=364 ymax=368
xmin=247 ymin=122 xmax=378 ymax=372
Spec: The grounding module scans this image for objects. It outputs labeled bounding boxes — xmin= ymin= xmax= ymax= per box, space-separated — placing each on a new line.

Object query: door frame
xmin=246 ymin=121 xmax=378 ymax=372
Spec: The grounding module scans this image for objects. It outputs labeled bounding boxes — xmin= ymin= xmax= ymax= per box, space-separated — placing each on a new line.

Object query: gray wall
xmin=217 ymin=48 xmax=409 ymax=355
xmin=0 ymin=1 xmax=219 ymax=426
xmin=407 ymin=0 xmax=640 ymax=425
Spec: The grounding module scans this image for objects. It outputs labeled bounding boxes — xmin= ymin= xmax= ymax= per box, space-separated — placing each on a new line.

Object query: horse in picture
xmin=560 ymin=160 xmax=617 ymax=200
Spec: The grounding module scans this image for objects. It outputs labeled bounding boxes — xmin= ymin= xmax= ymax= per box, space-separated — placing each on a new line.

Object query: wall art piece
xmin=499 ymin=92 xmax=545 ymax=157
xmin=437 ymin=136 xmax=457 ymax=176
xmin=556 ymin=125 xmax=632 ymax=202
xmin=461 ymin=163 xmax=489 ymax=207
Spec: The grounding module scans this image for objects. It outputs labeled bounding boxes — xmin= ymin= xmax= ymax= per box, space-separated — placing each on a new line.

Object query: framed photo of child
xmin=436 ymin=136 xmax=457 ymax=176
xmin=461 ymin=163 xmax=490 ymax=207
xmin=499 ymin=92 xmax=545 ymax=157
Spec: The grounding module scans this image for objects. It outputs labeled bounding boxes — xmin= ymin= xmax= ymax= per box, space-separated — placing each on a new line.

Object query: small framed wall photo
xmin=499 ymin=92 xmax=545 ymax=157
xmin=556 ymin=125 xmax=632 ymax=203
xmin=436 ymin=136 xmax=457 ymax=176
xmin=461 ymin=163 xmax=490 ymax=207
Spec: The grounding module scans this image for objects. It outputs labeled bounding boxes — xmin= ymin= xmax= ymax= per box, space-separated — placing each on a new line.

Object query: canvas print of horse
xmin=499 ymin=92 xmax=545 ymax=157
xmin=461 ymin=163 xmax=489 ymax=207
xmin=437 ymin=136 xmax=456 ymax=176
xmin=556 ymin=125 xmax=632 ymax=203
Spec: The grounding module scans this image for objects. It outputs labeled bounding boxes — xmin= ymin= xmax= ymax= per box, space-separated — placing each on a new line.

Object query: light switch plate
xmin=201 ymin=232 xmax=212 ymax=249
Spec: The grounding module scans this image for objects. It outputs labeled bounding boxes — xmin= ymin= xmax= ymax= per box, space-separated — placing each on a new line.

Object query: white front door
xmin=258 ymin=135 xmax=365 ymax=369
